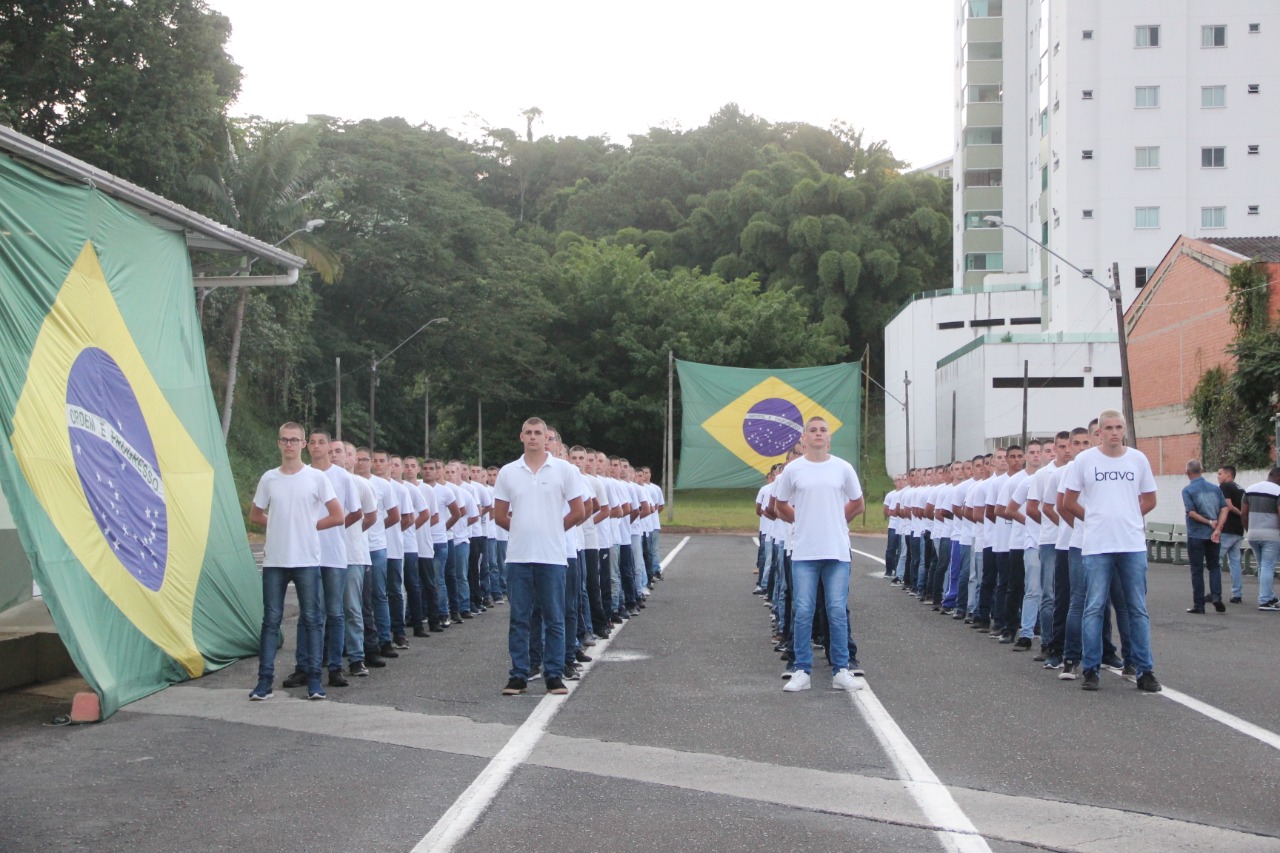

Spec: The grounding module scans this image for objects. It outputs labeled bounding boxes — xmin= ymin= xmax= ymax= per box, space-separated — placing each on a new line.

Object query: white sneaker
xmin=832 ymin=669 xmax=863 ymax=691
xmin=783 ymin=670 xmax=811 ymax=692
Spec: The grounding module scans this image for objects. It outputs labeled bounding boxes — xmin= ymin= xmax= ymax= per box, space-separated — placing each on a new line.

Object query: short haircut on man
xmin=1070 ymin=427 xmax=1089 ymax=437
xmin=279 ymin=421 xmax=305 ymax=436
xmin=1055 ymin=430 xmax=1071 ymax=442
xmin=1219 ymin=465 xmax=1236 ymax=478
xmin=1097 ymin=409 xmax=1122 ymax=425
xmin=308 ymin=429 xmax=331 ymax=441
xmin=1186 ymin=459 xmax=1204 ymax=475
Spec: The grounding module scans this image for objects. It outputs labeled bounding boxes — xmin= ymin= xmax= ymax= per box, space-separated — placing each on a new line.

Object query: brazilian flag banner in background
xmin=0 ymin=154 xmax=261 ymax=717
xmin=676 ymin=360 xmax=862 ymax=489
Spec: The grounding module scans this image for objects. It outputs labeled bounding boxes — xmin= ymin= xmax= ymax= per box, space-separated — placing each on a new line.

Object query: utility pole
xmin=369 ymin=349 xmax=377 ymax=448
xmin=477 ymin=399 xmax=483 ymax=466
xmin=1021 ymin=359 xmax=1029 ymax=447
xmin=334 ymin=357 xmax=342 ymax=441
xmin=667 ymin=350 xmax=675 ymax=522
xmin=861 ymin=344 xmax=870 ymax=478
xmin=903 ymin=370 xmax=911 ymax=471
xmin=1112 ymin=262 xmax=1138 ymax=448
xmin=951 ymin=391 xmax=957 ymax=461
xmin=423 ymin=381 xmax=430 ymax=459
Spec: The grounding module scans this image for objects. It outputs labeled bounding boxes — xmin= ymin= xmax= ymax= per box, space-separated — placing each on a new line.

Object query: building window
xmin=1093 ymin=377 xmax=1123 ymax=388
xmin=1135 ymin=207 xmax=1160 ymax=229
xmin=1083 ymin=30 xmax=1094 ymax=40
xmin=1040 ymin=108 xmax=1049 ymax=136
xmin=1248 ymin=144 xmax=1260 ymax=154
xmin=1201 ymin=207 xmax=1226 ymax=228
xmin=965 ymin=253 xmax=1003 ymax=271
xmin=1083 ymin=209 xmax=1094 ymax=219
xmin=967 ymin=42 xmax=1003 ymax=60
xmin=1082 ymin=150 xmax=1094 ymax=160
xmin=1082 ymin=89 xmax=1094 ymax=100
xmin=938 ymin=320 xmax=966 ymax=330
xmin=1135 ymin=25 xmax=1160 ymax=47
xmin=1082 ymin=269 xmax=1094 ymax=277
xmin=993 ymin=377 xmax=1084 ymax=389
xmin=1202 ymin=85 xmax=1226 ymax=108
xmin=1250 ymin=23 xmax=1261 ymax=34
xmin=964 ymin=168 xmax=1002 ymax=187
xmin=970 ymin=318 xmax=1007 ymax=327
xmin=1201 ymin=146 xmax=1226 ymax=168
xmin=1248 ymin=84 xmax=1261 ymax=94
xmin=964 ymin=210 xmax=1002 ymax=229
xmin=1202 ymin=25 xmax=1227 ymax=47
xmin=1042 ymin=221 xmax=1050 ymax=242
xmin=1135 ymin=86 xmax=1160 ymax=108
xmin=1135 ymin=146 xmax=1160 ymax=168
xmin=966 ymin=84 xmax=1003 ymax=103
xmin=1248 ymin=205 xmax=1260 ymax=215
xmin=1135 ymin=266 xmax=1156 ymax=288
xmin=965 ymin=126 xmax=1003 ymax=145
xmin=967 ymin=0 xmax=1002 ymax=17
xmin=1041 ymin=165 xmax=1048 ymax=190
xmin=1010 ymin=317 xmax=1041 ymax=326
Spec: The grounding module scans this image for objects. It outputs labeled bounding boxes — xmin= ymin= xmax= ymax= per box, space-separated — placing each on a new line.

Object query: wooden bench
xmin=1146 ymin=522 xmax=1175 ymax=563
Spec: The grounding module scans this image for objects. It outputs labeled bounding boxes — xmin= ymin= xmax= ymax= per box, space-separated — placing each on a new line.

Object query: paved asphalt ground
xmin=2 ymin=533 xmax=1279 ymax=852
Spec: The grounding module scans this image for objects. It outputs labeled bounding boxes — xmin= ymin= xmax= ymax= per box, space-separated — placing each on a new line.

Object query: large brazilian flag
xmin=675 ymin=360 xmax=862 ymax=489
xmin=0 ymin=155 xmax=261 ymax=716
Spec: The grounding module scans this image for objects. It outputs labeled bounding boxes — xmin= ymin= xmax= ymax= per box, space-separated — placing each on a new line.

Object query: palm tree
xmin=189 ymin=120 xmax=341 ymax=439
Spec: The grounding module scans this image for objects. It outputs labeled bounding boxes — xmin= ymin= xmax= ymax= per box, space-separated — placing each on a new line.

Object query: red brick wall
xmin=1137 ymin=433 xmax=1202 ymax=476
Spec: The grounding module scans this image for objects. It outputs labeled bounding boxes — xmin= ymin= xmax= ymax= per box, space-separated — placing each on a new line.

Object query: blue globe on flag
xmin=742 ymin=397 xmax=803 ymax=457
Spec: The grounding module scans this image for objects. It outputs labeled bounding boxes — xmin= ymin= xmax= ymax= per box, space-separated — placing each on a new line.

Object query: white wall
xmin=1148 ymin=469 xmax=1271 ymax=526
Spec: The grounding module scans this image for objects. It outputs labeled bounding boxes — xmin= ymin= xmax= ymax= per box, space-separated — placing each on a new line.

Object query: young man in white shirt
xmin=357 ymin=448 xmax=400 ymax=664
xmin=493 ymin=417 xmax=586 ymax=696
xmin=382 ymin=454 xmax=415 ymax=650
xmin=248 ymin=423 xmax=344 ymax=701
xmin=403 ymin=456 xmax=438 ymax=637
xmin=771 ymin=417 xmax=865 ymax=693
xmin=424 ymin=459 xmax=461 ymax=628
xmin=1061 ymin=410 xmax=1160 ymax=693
xmin=338 ymin=442 xmax=378 ymax=674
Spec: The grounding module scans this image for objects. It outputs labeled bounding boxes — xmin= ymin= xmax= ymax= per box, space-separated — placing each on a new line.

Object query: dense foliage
xmin=1 ymin=8 xmax=952 ymax=471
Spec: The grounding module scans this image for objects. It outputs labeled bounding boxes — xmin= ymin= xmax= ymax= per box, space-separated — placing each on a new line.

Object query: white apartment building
xmin=884 ymin=0 xmax=1277 ymax=474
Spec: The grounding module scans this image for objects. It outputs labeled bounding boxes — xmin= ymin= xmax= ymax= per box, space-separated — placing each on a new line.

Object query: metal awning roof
xmin=0 ymin=124 xmax=306 ymax=274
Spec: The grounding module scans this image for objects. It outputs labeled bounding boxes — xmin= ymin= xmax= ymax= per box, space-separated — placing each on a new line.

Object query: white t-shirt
xmin=996 ymin=470 xmax=1025 ymax=552
xmin=493 ymin=454 xmax=581 ymax=566
xmin=1062 ymin=446 xmax=1157 ymax=556
xmin=364 ymin=475 xmax=393 ymax=553
xmin=431 ymin=482 xmax=456 ymax=545
xmin=964 ymin=479 xmax=987 ymax=549
xmin=756 ymin=483 xmax=774 ymax=539
xmin=771 ymin=456 xmax=863 ymax=562
xmin=383 ymin=479 xmax=409 ymax=560
xmin=413 ymin=480 xmax=437 ymax=555
xmin=451 ymin=483 xmax=477 ymax=543
xmin=399 ymin=480 xmax=425 ymax=555
xmin=1009 ymin=469 xmax=1039 ymax=550
xmin=320 ymin=465 xmax=359 ymax=568
xmin=608 ymin=478 xmax=631 ymax=540
xmin=565 ymin=470 xmax=593 ymax=558
xmin=586 ymin=475 xmax=608 ymax=549
xmin=345 ymin=473 xmax=377 ymax=566
xmin=253 ymin=466 xmax=337 ymax=568
xmin=647 ymin=483 xmax=664 ymax=529
xmin=1030 ymin=462 xmax=1060 ymax=546
xmin=469 ymin=481 xmax=492 ymax=538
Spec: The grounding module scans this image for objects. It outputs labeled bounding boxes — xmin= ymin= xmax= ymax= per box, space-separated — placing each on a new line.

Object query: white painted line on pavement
xmin=850 ymin=687 xmax=993 ymax=853
xmin=854 ymin=543 xmax=1280 ymax=757
xmin=412 ymin=535 xmax=692 ymax=853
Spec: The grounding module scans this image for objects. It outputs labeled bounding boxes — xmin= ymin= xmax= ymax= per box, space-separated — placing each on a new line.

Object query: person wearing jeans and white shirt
xmin=771 ymin=416 xmax=865 ymax=693
xmin=1242 ymin=467 xmax=1280 ymax=611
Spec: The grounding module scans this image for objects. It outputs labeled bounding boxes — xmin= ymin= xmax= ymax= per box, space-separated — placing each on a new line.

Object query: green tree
xmin=0 ymin=0 xmax=241 ymax=204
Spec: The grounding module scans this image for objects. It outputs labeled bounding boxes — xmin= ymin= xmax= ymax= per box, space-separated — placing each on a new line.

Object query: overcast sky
xmin=205 ymin=0 xmax=954 ymax=169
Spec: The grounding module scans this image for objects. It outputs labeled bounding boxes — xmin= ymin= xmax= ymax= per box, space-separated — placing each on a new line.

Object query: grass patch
xmin=666 ymin=488 xmax=888 ymax=534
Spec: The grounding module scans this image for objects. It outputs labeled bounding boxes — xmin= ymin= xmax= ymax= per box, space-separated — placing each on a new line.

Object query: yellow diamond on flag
xmin=700 ymin=376 xmax=844 ymax=475
xmin=10 ymin=242 xmax=212 ymax=676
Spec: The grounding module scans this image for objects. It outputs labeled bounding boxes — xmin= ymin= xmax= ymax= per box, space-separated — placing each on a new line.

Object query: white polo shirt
xmin=252 ymin=465 xmax=337 ymax=569
xmin=493 ymin=453 xmax=581 ymax=566
xmin=364 ymin=474 xmax=394 ymax=553
xmin=320 ymin=465 xmax=359 ymax=569
xmin=345 ymin=472 xmax=377 ymax=567
xmin=771 ymin=455 xmax=863 ymax=562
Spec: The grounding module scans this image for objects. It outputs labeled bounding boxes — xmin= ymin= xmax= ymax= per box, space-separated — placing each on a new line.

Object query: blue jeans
xmin=259 ymin=566 xmax=322 ymax=681
xmin=1187 ymin=537 xmax=1221 ymax=607
xmin=618 ymin=543 xmax=638 ymax=608
xmin=432 ymin=542 xmax=450 ymax=617
xmin=293 ymin=565 xmax=345 ymax=671
xmin=967 ymin=546 xmax=984 ymax=615
xmin=368 ymin=548 xmax=391 ymax=644
xmin=403 ymin=551 xmax=422 ymax=628
xmin=1063 ymin=547 xmax=1085 ymax=663
xmin=608 ymin=544 xmax=622 ymax=612
xmin=647 ymin=530 xmax=661 ymax=577
xmin=1018 ymin=546 xmax=1042 ymax=640
xmin=1252 ymin=539 xmax=1280 ymax=604
xmin=485 ymin=538 xmax=502 ymax=599
xmin=563 ymin=556 xmax=581 ymax=663
xmin=1037 ymin=544 xmax=1057 ymax=646
xmin=885 ymin=530 xmax=901 ymax=576
xmin=1219 ymin=532 xmax=1243 ymax=599
xmin=790 ymin=559 xmax=851 ymax=675
xmin=507 ymin=562 xmax=566 ymax=680
xmin=631 ymin=534 xmax=648 ymax=594
xmin=343 ymin=564 xmax=365 ymax=662
xmin=451 ymin=540 xmax=472 ymax=613
xmin=386 ymin=556 xmax=405 ymax=638
xmin=1082 ymin=551 xmax=1154 ymax=675
xmin=494 ymin=540 xmax=508 ymax=597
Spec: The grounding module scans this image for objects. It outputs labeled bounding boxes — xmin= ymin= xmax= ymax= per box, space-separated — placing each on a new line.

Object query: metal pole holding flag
xmin=666 ymin=350 xmax=674 ymax=522
xmin=335 ymin=357 xmax=342 ymax=441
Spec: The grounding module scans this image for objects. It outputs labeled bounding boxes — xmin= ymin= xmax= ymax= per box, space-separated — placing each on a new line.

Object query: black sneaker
xmin=1101 ymin=653 xmax=1124 ymax=671
xmin=502 ymin=677 xmax=528 ymax=696
xmin=1120 ymin=664 xmax=1137 ymax=682
xmin=562 ymin=669 xmax=581 ymax=681
xmin=392 ymin=636 xmax=410 ymax=649
xmin=1260 ymin=598 xmax=1280 ymax=611
xmin=349 ymin=661 xmax=369 ymax=677
xmin=1229 ymin=597 xmax=1242 ymax=604
xmin=545 ymin=677 xmax=568 ymax=695
xmin=1033 ymin=650 xmax=1049 ymax=661
xmin=429 ymin=622 xmax=445 ymax=633
xmin=1012 ymin=637 xmax=1032 ymax=651
xmin=365 ymin=654 xmax=387 ymax=668
xmin=1136 ymin=672 xmax=1162 ymax=693
xmin=1082 ymin=669 xmax=1100 ymax=691
xmin=849 ymin=658 xmax=865 ymax=677
xmin=1059 ymin=661 xmax=1079 ymax=680
xmin=1212 ymin=600 xmax=1226 ymax=613
xmin=413 ymin=627 xmax=430 ymax=638
xmin=450 ymin=611 xmax=463 ymax=622
xmin=998 ymin=633 xmax=1014 ymax=644
xmin=530 ymin=664 xmax=541 ymax=678
xmin=328 ymin=669 xmax=350 ymax=688
xmin=575 ymin=650 xmax=592 ymax=663
xmin=282 ymin=670 xmax=308 ymax=689
xmin=459 ymin=610 xmax=473 ymax=619
xmin=378 ymin=642 xmax=399 ymax=658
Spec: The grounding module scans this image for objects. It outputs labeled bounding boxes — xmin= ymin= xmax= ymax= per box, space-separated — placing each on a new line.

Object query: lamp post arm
xmin=987 ymin=218 xmax=1117 ymax=298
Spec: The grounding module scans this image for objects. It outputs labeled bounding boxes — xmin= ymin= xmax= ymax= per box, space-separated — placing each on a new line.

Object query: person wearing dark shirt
xmin=1217 ymin=466 xmax=1247 ymax=604
xmin=1242 ymin=467 xmax=1280 ymax=611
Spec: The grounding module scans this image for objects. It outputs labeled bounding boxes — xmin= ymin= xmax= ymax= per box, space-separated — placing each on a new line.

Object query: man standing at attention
xmin=249 ymin=423 xmax=344 ymax=701
xmin=494 ymin=418 xmax=586 ymax=696
xmin=772 ymin=416 xmax=865 ymax=693
xmin=1061 ymin=410 xmax=1160 ymax=693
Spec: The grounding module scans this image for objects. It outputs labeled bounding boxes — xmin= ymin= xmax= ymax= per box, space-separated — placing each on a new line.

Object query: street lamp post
xmin=984 ymin=217 xmax=1137 ymax=448
xmin=369 ymin=317 xmax=448 ymax=448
